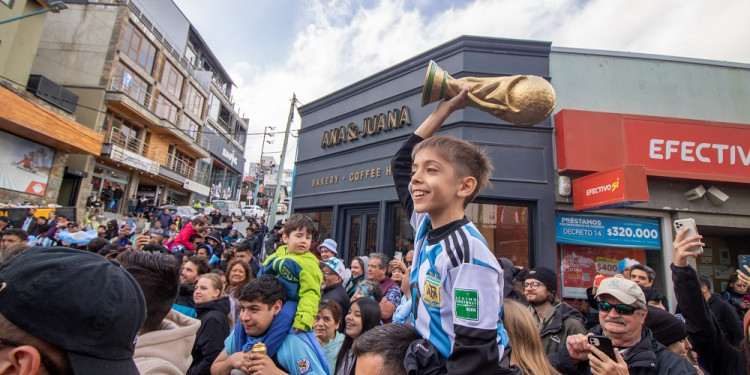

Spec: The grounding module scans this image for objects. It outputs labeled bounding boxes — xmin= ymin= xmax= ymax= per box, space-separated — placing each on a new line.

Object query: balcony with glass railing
xmin=108 ymin=75 xmax=209 ymax=157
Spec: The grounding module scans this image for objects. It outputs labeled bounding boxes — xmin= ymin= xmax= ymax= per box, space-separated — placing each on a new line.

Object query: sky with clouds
xmin=173 ymin=0 xmax=750 ymax=173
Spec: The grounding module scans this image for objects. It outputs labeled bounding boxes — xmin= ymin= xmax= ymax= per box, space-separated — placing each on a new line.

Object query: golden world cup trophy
xmin=421 ymin=60 xmax=556 ymax=126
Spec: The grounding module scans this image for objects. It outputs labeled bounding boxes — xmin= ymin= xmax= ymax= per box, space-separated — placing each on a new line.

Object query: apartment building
xmin=0 ymin=0 xmax=104 ymax=211
xmin=30 ymin=0 xmax=247 ymax=212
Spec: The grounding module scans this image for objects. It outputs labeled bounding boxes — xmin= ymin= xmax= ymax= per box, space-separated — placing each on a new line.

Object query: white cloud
xmin=227 ymin=0 xmax=750 ymax=170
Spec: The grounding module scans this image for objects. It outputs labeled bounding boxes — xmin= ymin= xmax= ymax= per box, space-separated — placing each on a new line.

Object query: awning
xmin=0 ymin=86 xmax=103 ymax=155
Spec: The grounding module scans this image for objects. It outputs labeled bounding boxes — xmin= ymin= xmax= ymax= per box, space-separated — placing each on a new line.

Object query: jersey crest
xmin=423 ymin=271 xmax=442 ymax=308
xmin=297 ymin=356 xmax=311 ymax=374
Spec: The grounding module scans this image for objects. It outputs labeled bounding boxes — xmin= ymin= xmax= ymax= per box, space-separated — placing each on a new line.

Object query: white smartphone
xmin=394 ymin=251 xmax=403 ymax=261
xmin=673 ymin=218 xmax=703 ymax=254
xmin=673 ymin=218 xmax=703 ymax=271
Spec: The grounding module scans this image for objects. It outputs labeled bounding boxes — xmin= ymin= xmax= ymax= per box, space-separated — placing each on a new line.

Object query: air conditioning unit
xmin=26 ymin=75 xmax=78 ymax=114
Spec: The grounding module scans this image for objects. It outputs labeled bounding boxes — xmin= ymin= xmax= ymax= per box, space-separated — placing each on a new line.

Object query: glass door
xmin=344 ymin=207 xmax=379 ymax=263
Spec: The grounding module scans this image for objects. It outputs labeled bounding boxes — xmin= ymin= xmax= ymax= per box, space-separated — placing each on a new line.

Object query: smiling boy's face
xmin=410 ymin=148 xmax=463 ymax=216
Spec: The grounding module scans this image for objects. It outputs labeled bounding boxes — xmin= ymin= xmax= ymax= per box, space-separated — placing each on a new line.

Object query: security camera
xmin=706 ymin=186 xmax=729 ymax=205
xmin=558 ymin=176 xmax=571 ymax=197
xmin=684 ymin=185 xmax=706 ymax=201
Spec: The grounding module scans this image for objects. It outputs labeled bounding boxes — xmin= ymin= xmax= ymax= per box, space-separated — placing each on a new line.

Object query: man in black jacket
xmin=549 ymin=276 xmax=696 ymax=374
xmin=672 ymin=227 xmax=748 ymax=375
xmin=320 ymin=257 xmax=351 ymax=332
xmin=697 ymin=274 xmax=744 ymax=346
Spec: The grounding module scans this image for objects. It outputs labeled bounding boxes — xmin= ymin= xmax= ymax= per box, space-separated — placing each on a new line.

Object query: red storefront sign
xmin=572 ymin=165 xmax=649 ymax=211
xmin=556 ymin=110 xmax=750 ymax=184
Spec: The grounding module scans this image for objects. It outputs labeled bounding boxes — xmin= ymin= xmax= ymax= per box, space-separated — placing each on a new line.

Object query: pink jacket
xmin=172 ymin=222 xmax=197 ymax=250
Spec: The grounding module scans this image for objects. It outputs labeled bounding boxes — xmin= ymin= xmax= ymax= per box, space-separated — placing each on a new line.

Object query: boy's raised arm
xmin=392 ymin=88 xmax=469 ymax=213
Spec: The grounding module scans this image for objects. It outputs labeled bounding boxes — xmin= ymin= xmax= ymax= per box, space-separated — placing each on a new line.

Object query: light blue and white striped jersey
xmin=409 ymin=211 xmax=510 ymax=359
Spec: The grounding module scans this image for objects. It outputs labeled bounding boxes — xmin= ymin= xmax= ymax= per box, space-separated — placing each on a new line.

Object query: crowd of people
xmin=1 ymin=88 xmax=750 ymax=374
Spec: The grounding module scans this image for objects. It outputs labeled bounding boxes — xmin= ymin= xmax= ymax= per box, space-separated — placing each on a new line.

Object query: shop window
xmin=160 ymin=61 xmax=184 ymax=98
xmin=122 ymin=22 xmax=156 ymax=73
xmin=298 ymin=210 xmax=333 ymax=243
xmin=388 ymin=202 xmax=531 ymax=267
xmin=556 ymin=212 xmax=665 ymax=319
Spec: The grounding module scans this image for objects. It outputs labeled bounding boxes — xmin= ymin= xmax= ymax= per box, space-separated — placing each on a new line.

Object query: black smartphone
xmin=588 ymin=335 xmax=617 ymax=361
xmin=739 ymin=255 xmax=750 ymax=277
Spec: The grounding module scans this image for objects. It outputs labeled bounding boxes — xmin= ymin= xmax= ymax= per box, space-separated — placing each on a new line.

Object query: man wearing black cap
xmin=0 ymin=246 xmax=146 ymax=374
xmin=524 ymin=267 xmax=587 ymax=355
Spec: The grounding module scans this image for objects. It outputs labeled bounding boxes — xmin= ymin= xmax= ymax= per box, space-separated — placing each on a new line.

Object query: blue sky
xmin=174 ymin=0 xmax=750 ymax=172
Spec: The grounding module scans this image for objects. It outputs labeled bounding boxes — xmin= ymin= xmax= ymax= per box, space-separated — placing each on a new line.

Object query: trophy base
xmin=421 ymin=60 xmax=449 ymax=106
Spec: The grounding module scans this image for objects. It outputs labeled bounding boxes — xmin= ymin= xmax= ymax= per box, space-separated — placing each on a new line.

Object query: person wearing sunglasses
xmin=549 ymin=276 xmax=697 ymax=375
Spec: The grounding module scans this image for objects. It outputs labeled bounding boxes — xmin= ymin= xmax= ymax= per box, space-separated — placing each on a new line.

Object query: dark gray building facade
xmin=295 ymin=36 xmax=557 ymax=269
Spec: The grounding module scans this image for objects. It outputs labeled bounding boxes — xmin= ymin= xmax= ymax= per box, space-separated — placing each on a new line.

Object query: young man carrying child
xmin=392 ymin=87 xmax=509 ymax=374
xmin=211 ymin=275 xmax=328 ymax=375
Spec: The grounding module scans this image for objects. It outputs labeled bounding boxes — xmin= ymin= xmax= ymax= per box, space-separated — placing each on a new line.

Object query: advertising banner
xmin=572 ymin=165 xmax=649 ymax=211
xmin=560 ymin=244 xmax=646 ymax=299
xmin=556 ymin=212 xmax=661 ymax=250
xmin=0 ymin=130 xmax=55 ymax=196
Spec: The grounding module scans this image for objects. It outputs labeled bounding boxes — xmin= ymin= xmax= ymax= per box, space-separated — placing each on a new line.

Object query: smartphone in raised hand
xmin=673 ymin=218 xmax=703 ymax=269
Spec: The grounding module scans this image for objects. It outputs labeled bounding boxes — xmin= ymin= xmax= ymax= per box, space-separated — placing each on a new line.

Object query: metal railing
xmin=166 ymin=153 xmax=205 ymax=182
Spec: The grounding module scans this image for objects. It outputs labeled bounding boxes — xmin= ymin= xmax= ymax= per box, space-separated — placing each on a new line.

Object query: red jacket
xmin=173 ymin=222 xmax=198 ymax=250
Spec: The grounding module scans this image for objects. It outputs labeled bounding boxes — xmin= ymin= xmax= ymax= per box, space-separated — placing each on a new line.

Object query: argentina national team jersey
xmin=409 ymin=211 xmax=510 ymax=360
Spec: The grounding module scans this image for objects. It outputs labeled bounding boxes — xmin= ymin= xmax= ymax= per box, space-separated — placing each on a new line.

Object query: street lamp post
xmin=253 ymin=126 xmax=274 ymax=206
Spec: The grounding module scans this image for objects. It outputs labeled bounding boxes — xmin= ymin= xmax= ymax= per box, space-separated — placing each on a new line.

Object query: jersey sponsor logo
xmin=297 ymin=357 xmax=311 ymax=374
xmin=455 ymin=289 xmax=479 ymax=321
xmin=423 ymin=271 xmax=442 ymax=308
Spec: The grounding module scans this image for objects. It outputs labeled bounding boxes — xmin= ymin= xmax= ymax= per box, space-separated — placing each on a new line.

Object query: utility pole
xmin=268 ymin=93 xmax=296 ymax=227
xmin=253 ymin=126 xmax=274 ymax=205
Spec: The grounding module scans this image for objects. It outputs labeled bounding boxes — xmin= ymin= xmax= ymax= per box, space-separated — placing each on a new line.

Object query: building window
xmin=114 ymin=63 xmax=148 ymax=106
xmin=388 ymin=201 xmax=531 ymax=267
xmin=156 ymin=95 xmax=177 ymax=123
xmin=207 ymin=93 xmax=221 ymax=122
xmin=122 ymin=22 xmax=156 ymax=73
xmin=179 ymin=116 xmax=200 ymax=140
xmin=185 ymin=46 xmax=198 ymax=68
xmin=184 ymin=84 xmax=205 ymax=118
xmin=160 ymin=61 xmax=184 ymax=98
xmin=299 ymin=210 xmax=334 ymax=243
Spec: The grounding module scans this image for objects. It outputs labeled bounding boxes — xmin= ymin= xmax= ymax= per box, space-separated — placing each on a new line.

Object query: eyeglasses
xmin=0 ymin=337 xmax=62 ymax=375
xmin=523 ymin=281 xmax=542 ymax=290
xmin=598 ymin=301 xmax=640 ymax=316
xmin=321 ymin=270 xmax=335 ymax=276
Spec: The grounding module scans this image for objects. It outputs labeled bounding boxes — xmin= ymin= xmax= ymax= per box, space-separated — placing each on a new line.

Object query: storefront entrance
xmin=343 ymin=207 xmax=379 ymax=262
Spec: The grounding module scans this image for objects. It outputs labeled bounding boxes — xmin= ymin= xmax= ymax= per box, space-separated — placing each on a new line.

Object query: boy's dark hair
xmin=2 ymin=228 xmax=28 ymax=241
xmin=188 ymin=256 xmax=211 ymax=276
xmin=412 ymin=135 xmax=493 ymax=206
xmin=189 ymin=234 xmax=202 ymax=243
xmin=235 ymin=243 xmax=251 ymax=254
xmin=282 ymin=214 xmax=315 ymax=236
xmin=87 ymin=237 xmax=109 ymax=253
xmin=352 ymin=323 xmax=420 ymax=375
xmin=240 ymin=275 xmax=287 ymax=306
xmin=631 ymin=264 xmax=656 ymax=282
xmin=117 ymin=250 xmax=181 ymax=333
